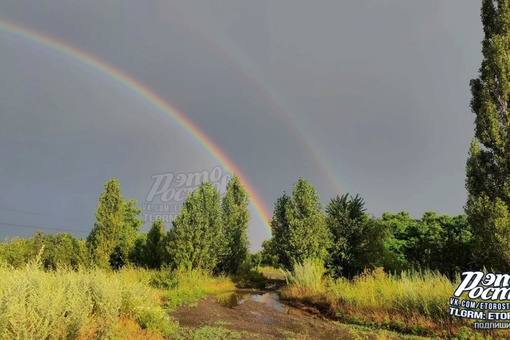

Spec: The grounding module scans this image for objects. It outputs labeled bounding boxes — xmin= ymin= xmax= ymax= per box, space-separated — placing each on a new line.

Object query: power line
xmin=0 ymin=221 xmax=89 ymax=234
xmin=0 ymin=206 xmax=90 ymax=223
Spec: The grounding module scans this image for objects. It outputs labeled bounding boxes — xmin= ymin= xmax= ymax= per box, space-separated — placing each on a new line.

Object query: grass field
xmin=0 ymin=256 xmax=234 ymax=339
xmin=4 ymin=254 xmax=507 ymax=339
xmin=279 ymin=260 xmax=509 ymax=339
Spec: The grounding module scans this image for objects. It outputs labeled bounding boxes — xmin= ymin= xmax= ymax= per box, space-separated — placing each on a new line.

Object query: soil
xmin=169 ymin=288 xmax=366 ymax=340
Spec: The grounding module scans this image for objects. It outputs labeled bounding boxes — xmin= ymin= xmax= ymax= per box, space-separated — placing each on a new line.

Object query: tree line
xmin=0 ymin=175 xmax=250 ymax=275
xmin=258 ymin=178 xmax=473 ymax=279
xmin=0 ymin=175 xmax=475 ymax=279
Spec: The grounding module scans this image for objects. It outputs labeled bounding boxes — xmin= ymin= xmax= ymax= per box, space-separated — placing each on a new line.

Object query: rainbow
xmin=165 ymin=5 xmax=351 ymax=197
xmin=0 ymin=19 xmax=272 ymax=236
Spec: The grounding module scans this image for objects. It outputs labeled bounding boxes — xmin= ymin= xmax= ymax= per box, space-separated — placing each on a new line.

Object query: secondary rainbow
xmin=165 ymin=6 xmax=351 ymax=197
xmin=0 ymin=19 xmax=272 ymax=236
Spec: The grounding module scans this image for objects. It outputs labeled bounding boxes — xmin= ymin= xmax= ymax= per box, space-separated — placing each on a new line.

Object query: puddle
xmin=216 ymin=291 xmax=288 ymax=313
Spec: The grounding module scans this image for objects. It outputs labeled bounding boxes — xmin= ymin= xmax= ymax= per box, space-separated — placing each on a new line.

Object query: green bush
xmin=149 ymin=266 xmax=179 ymax=289
xmin=282 ymin=258 xmax=326 ymax=292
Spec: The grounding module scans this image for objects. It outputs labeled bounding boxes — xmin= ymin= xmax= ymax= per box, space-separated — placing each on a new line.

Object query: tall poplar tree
xmin=270 ymin=178 xmax=330 ymax=270
xmin=87 ymin=178 xmax=125 ymax=269
xmin=269 ymin=193 xmax=294 ymax=269
xmin=466 ymin=0 xmax=510 ymax=270
xmin=110 ymin=199 xmax=143 ymax=268
xmin=290 ymin=178 xmax=330 ymax=264
xmin=166 ymin=182 xmax=222 ymax=271
xmin=217 ymin=174 xmax=250 ymax=274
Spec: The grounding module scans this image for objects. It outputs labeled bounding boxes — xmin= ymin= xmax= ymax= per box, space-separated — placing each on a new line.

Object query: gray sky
xmin=0 ymin=1 xmax=483 ymax=251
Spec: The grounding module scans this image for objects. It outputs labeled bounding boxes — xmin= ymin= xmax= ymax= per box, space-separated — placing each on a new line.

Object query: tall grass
xmin=282 ymin=258 xmax=326 ymax=292
xmin=328 ymin=268 xmax=453 ymax=320
xmin=156 ymin=268 xmax=235 ymax=310
xmin=279 ymin=264 xmax=502 ymax=338
xmin=0 ymin=260 xmax=175 ymax=339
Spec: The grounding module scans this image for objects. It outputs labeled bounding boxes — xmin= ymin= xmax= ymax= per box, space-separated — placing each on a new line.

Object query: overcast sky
xmin=0 ymin=1 xmax=483 ymax=251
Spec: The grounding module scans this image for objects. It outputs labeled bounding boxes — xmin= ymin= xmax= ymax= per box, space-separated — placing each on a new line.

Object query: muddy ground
xmin=169 ymin=289 xmax=407 ymax=340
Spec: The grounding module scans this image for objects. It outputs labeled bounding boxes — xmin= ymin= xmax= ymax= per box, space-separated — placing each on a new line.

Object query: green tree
xmin=405 ymin=212 xmax=472 ymax=273
xmin=356 ymin=217 xmax=389 ymax=272
xmin=0 ymin=231 xmax=45 ymax=268
xmin=378 ymin=212 xmax=473 ymax=276
xmin=42 ymin=233 xmax=87 ymax=270
xmin=145 ymin=219 xmax=166 ymax=269
xmin=166 ymin=182 xmax=222 ymax=271
xmin=326 ymin=194 xmax=369 ymax=277
xmin=438 ymin=214 xmax=473 ymax=278
xmin=466 ymin=0 xmax=510 ymax=270
xmin=270 ymin=178 xmax=330 ymax=270
xmin=269 ymin=193 xmax=294 ymax=269
xmin=217 ymin=174 xmax=250 ymax=274
xmin=250 ymin=252 xmax=262 ymax=268
xmin=405 ymin=212 xmax=445 ymax=271
xmin=110 ymin=199 xmax=143 ymax=268
xmin=378 ymin=212 xmax=414 ymax=273
xmin=291 ymin=178 xmax=330 ymax=263
xmin=260 ymin=239 xmax=279 ymax=267
xmin=86 ymin=178 xmax=126 ymax=269
xmin=130 ymin=233 xmax=147 ymax=267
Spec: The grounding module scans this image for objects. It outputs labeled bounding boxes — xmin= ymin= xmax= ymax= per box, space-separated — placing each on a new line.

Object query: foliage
xmin=377 ymin=212 xmax=473 ymax=277
xmin=41 ymin=233 xmax=89 ymax=270
xmin=259 ymin=239 xmax=279 ymax=267
xmin=86 ymin=179 xmax=144 ymax=270
xmin=86 ymin=178 xmax=126 ymax=269
xmin=159 ymin=269 xmax=235 ymax=310
xmin=248 ymin=252 xmax=262 ymax=268
xmin=465 ymin=0 xmax=510 ymax=271
xmin=145 ymin=219 xmax=166 ymax=269
xmin=111 ymin=199 xmax=144 ymax=268
xmin=282 ymin=258 xmax=326 ymax=292
xmin=129 ymin=232 xmax=147 ymax=267
xmin=0 ymin=232 xmax=44 ymax=268
xmin=0 ymin=262 xmax=174 ymax=339
xmin=230 ymin=257 xmax=267 ymax=289
xmin=265 ymin=179 xmax=474 ymax=277
xmin=0 ymin=231 xmax=89 ymax=270
xmin=270 ymin=178 xmax=331 ymax=270
xmin=326 ymin=194 xmax=376 ymax=277
xmin=440 ymin=214 xmax=474 ymax=276
xmin=379 ymin=212 xmax=419 ymax=274
xmin=289 ymin=178 xmax=331 ymax=264
xmin=269 ymin=193 xmax=294 ymax=269
xmin=165 ymin=182 xmax=223 ymax=271
xmin=407 ymin=213 xmax=473 ymax=276
xmin=280 ymin=267 xmax=473 ymax=338
xmin=216 ymin=174 xmax=250 ymax=275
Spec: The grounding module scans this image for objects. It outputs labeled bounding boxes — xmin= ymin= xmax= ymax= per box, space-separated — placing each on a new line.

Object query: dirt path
xmin=169 ymin=289 xmax=373 ymax=339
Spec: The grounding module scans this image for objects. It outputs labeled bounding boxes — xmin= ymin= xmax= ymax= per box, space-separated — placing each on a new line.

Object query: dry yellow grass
xmin=0 ymin=261 xmax=175 ymax=339
xmin=279 ymin=265 xmax=497 ymax=338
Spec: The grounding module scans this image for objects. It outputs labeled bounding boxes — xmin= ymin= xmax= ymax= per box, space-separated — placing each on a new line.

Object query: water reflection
xmin=216 ymin=291 xmax=288 ymax=313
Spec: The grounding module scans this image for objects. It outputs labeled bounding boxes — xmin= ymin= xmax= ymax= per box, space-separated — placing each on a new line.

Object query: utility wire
xmin=0 ymin=206 xmax=90 ymax=223
xmin=0 ymin=221 xmax=89 ymax=234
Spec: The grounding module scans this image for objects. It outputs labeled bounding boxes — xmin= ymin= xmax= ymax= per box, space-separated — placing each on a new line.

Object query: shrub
xmin=0 ymin=261 xmax=172 ymax=339
xmin=282 ymin=258 xmax=326 ymax=292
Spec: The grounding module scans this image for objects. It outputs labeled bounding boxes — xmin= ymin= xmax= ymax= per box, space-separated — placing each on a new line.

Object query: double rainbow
xmin=0 ymin=19 xmax=273 ymax=236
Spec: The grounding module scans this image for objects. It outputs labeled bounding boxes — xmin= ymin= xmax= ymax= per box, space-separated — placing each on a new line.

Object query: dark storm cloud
xmin=0 ymin=0 xmax=484 ymax=249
